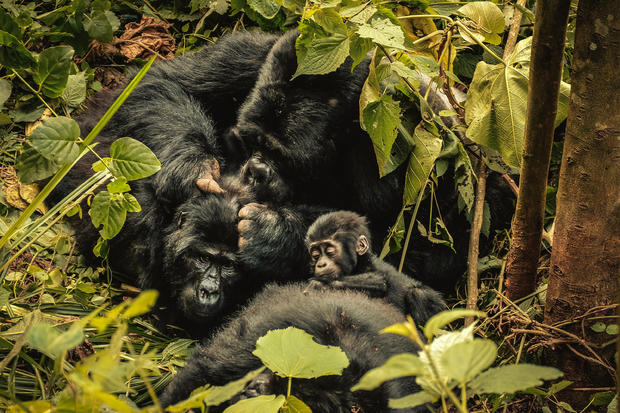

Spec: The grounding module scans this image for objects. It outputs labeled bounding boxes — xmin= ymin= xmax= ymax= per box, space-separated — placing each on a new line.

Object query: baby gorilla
xmin=305 ymin=211 xmax=445 ymax=326
xmin=160 ymin=284 xmax=425 ymax=413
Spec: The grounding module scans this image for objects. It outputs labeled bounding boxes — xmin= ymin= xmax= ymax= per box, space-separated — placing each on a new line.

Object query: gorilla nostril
xmin=199 ymin=288 xmax=208 ymax=299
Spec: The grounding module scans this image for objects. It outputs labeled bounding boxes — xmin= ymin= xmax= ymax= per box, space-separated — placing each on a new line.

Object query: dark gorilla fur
xmin=226 ymin=30 xmax=515 ymax=290
xmin=160 ymin=284 xmax=425 ymax=413
xmin=305 ymin=211 xmax=446 ymax=326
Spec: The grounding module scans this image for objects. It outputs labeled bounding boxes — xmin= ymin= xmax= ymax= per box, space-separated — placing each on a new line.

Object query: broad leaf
xmin=0 ymin=78 xmax=12 ymax=107
xmin=26 ymin=322 xmax=84 ymax=359
xmin=123 ymin=193 xmax=141 ymax=212
xmin=247 ymin=0 xmax=280 ymax=19
xmin=457 ymin=2 xmax=505 ymax=45
xmin=33 ymin=46 xmax=74 ymax=98
xmin=402 ymin=124 xmax=442 ymax=206
xmin=107 ymin=177 xmax=131 ymax=194
xmin=123 ymin=290 xmax=158 ymax=319
xmin=84 ymin=11 xmax=113 ymax=42
xmin=62 ymin=72 xmax=87 ymax=108
xmin=15 ymin=143 xmax=63 ymax=184
xmin=469 ymin=364 xmax=563 ymax=394
xmin=224 ymin=395 xmax=286 ymax=413
xmin=357 ymin=15 xmax=407 ymax=49
xmin=0 ymin=9 xmax=20 ymax=38
xmin=205 ymin=367 xmax=267 ymax=407
xmin=409 ymin=54 xmax=440 ymax=78
xmin=29 ymin=116 xmax=80 ymax=164
xmin=0 ymin=30 xmax=36 ymax=69
xmin=89 ymin=191 xmax=128 ymax=240
xmin=363 ymin=95 xmax=402 ymax=176
xmin=424 ymin=309 xmax=485 ymax=341
xmin=293 ymin=33 xmax=349 ymax=78
xmin=440 ymin=339 xmax=497 ymax=381
xmin=352 ymin=353 xmax=424 ymax=391
xmin=282 ymin=396 xmax=311 ymax=413
xmin=253 ymin=327 xmax=349 ymax=379
xmin=109 ymin=137 xmax=161 ymax=181
xmin=454 ymin=142 xmax=475 ymax=211
xmin=389 ymin=391 xmax=435 ymax=409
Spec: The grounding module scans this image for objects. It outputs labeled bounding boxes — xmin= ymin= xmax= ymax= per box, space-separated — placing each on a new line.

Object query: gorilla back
xmin=160 ymin=284 xmax=425 ymax=412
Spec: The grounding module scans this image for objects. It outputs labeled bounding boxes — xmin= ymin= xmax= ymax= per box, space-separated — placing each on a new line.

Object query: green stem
xmin=11 ymin=70 xmax=58 ymax=117
xmin=399 ymin=179 xmax=428 ymax=272
xmin=287 ymin=376 xmax=292 ymax=398
xmin=455 ymin=21 xmax=506 ymax=64
xmin=398 ymin=14 xmax=454 ymax=23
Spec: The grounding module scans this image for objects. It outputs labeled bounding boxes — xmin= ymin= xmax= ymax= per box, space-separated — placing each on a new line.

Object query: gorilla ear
xmin=355 ymin=235 xmax=369 ymax=256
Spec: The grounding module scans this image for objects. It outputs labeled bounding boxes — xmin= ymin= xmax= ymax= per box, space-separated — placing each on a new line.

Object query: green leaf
xmin=409 ymin=54 xmax=440 ymax=78
xmin=89 ymin=191 xmax=127 ymax=240
xmin=293 ymin=33 xmax=349 ymax=78
xmin=352 ymin=353 xmax=424 ymax=391
xmin=390 ymin=61 xmax=421 ymax=85
xmin=123 ymin=193 xmax=141 ymax=212
xmin=440 ymin=339 xmax=497 ymax=382
xmin=33 ymin=46 xmax=74 ymax=98
xmin=84 ymin=11 xmax=113 ymax=42
xmin=454 ymin=142 xmax=475 ymax=211
xmin=93 ymin=237 xmax=109 ymax=259
xmin=62 ymin=72 xmax=87 ymax=108
xmin=205 ymin=367 xmax=267 ymax=406
xmin=282 ymin=396 xmax=311 ymax=413
xmin=591 ymin=322 xmax=606 ymax=333
xmin=247 ymin=0 xmax=280 ymax=19
xmin=402 ymin=124 xmax=442 ymax=206
xmin=0 ymin=78 xmax=12 ymax=107
xmin=0 ymin=9 xmax=20 ymax=38
xmin=457 ymin=2 xmax=505 ymax=45
xmin=605 ymin=324 xmax=618 ymax=335
xmin=224 ymin=395 xmax=286 ymax=413
xmin=15 ymin=143 xmax=63 ymax=184
xmin=424 ymin=309 xmax=485 ymax=341
xmin=253 ymin=327 xmax=350 ymax=379
xmin=122 ymin=290 xmax=158 ymax=319
xmin=389 ymin=391 xmax=435 ymax=409
xmin=349 ymin=32 xmax=374 ymax=69
xmin=469 ymin=364 xmax=563 ymax=394
xmin=29 ymin=116 xmax=80 ymax=164
xmin=26 ymin=322 xmax=84 ymax=359
xmin=357 ymin=15 xmax=407 ymax=49
xmin=0 ymin=30 xmax=36 ymax=69
xmin=547 ymin=380 xmax=573 ymax=395
xmin=109 ymin=137 xmax=161 ymax=181
xmin=363 ymin=95 xmax=402 ymax=177
xmin=107 ymin=177 xmax=131 ymax=193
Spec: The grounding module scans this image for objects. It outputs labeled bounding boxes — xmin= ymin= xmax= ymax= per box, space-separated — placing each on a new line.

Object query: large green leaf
xmin=469 ymin=364 xmax=563 ymax=394
xmin=247 ymin=0 xmax=281 ymax=19
xmin=0 ymin=9 xmax=20 ymax=38
xmin=357 ymin=15 xmax=407 ymax=49
xmin=89 ymin=191 xmax=128 ymax=240
xmin=440 ymin=339 xmax=497 ymax=382
xmin=26 ymin=322 xmax=84 ymax=359
xmin=62 ymin=72 xmax=87 ymax=108
xmin=205 ymin=367 xmax=267 ymax=407
xmin=363 ymin=95 xmax=402 ymax=176
xmin=402 ymin=124 xmax=442 ymax=206
xmin=84 ymin=11 xmax=113 ymax=42
xmin=352 ymin=353 xmax=424 ymax=391
xmin=33 ymin=46 xmax=74 ymax=98
xmin=123 ymin=290 xmax=158 ymax=319
xmin=456 ymin=2 xmax=505 ymax=45
xmin=224 ymin=395 xmax=286 ymax=413
xmin=293 ymin=33 xmax=349 ymax=78
xmin=282 ymin=396 xmax=311 ymax=413
xmin=15 ymin=143 xmax=63 ymax=184
xmin=389 ymin=391 xmax=435 ymax=409
xmin=29 ymin=116 xmax=80 ymax=164
xmin=0 ymin=78 xmax=12 ymax=107
xmin=253 ymin=327 xmax=350 ymax=379
xmin=0 ymin=30 xmax=35 ymax=69
xmin=108 ymin=137 xmax=161 ymax=181
xmin=424 ymin=309 xmax=485 ymax=341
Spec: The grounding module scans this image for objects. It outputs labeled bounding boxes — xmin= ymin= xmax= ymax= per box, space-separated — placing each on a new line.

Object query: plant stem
xmin=287 ymin=377 xmax=292 ymax=398
xmin=454 ymin=22 xmax=506 ymax=65
xmin=11 ymin=69 xmax=58 ymax=117
xmin=399 ymin=179 xmax=428 ymax=272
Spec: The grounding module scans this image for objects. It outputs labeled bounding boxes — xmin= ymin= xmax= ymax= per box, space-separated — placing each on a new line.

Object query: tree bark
xmin=504 ymin=0 xmax=570 ymax=300
xmin=544 ymin=0 xmax=620 ymax=407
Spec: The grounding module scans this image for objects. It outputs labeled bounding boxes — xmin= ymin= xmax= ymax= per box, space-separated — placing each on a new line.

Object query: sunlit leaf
xmin=440 ymin=339 xmax=497 ymax=381
xmin=123 ymin=290 xmax=159 ymax=319
xmin=89 ymin=191 xmax=127 ymax=240
xmin=29 ymin=116 xmax=80 ymax=164
xmin=109 ymin=137 xmax=161 ymax=181
xmin=457 ymin=2 xmax=505 ymax=45
xmin=402 ymin=124 xmax=442 ymax=206
xmin=62 ymin=72 xmax=87 ymax=108
xmin=352 ymin=353 xmax=424 ymax=391
xmin=389 ymin=390 xmax=435 ymax=409
xmin=469 ymin=364 xmax=563 ymax=394
xmin=224 ymin=395 xmax=286 ymax=413
xmin=293 ymin=33 xmax=349 ymax=78
xmin=357 ymin=15 xmax=407 ymax=49
xmin=15 ymin=143 xmax=63 ymax=184
xmin=282 ymin=395 xmax=311 ymax=413
xmin=247 ymin=0 xmax=281 ymax=18
xmin=424 ymin=309 xmax=485 ymax=341
xmin=253 ymin=327 xmax=349 ymax=379
xmin=26 ymin=322 xmax=84 ymax=359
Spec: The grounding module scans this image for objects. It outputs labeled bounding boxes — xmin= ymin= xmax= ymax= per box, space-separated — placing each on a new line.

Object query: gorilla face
xmin=163 ymin=195 xmax=246 ymax=325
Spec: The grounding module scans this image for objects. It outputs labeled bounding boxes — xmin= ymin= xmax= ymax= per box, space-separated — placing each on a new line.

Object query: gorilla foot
xmin=196 ymin=158 xmax=225 ymax=194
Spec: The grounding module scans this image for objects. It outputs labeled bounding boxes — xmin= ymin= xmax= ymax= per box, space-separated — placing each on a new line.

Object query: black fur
xmin=160 ymin=284 xmax=425 ymax=413
xmin=306 ymin=211 xmax=445 ymax=326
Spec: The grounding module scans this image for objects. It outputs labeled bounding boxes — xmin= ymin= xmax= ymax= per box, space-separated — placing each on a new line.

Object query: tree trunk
xmin=504 ymin=0 xmax=570 ymax=300
xmin=544 ymin=1 xmax=620 ymax=407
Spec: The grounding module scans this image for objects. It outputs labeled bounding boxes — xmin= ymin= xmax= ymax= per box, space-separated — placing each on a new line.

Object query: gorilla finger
xmin=238 ymin=219 xmax=252 ymax=233
xmin=239 ymin=202 xmax=266 ymax=219
xmin=196 ymin=177 xmax=226 ymax=194
xmin=238 ymin=237 xmax=247 ymax=248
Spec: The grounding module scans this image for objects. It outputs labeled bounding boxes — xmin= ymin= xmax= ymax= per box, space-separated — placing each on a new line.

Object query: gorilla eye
xmin=311 ymin=250 xmax=320 ymax=261
xmin=326 ymin=247 xmax=336 ymax=256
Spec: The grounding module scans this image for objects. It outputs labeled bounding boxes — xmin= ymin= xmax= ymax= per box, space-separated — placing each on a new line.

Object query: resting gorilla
xmin=304 ymin=211 xmax=445 ymax=326
xmin=160 ymin=284 xmax=425 ymax=413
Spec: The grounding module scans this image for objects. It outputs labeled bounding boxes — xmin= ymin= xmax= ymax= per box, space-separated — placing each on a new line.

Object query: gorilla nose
xmin=243 ymin=156 xmax=273 ymax=185
xmin=196 ymin=278 xmax=220 ymax=306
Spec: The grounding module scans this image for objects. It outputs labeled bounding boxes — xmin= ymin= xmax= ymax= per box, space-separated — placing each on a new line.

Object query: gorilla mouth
xmin=198 ymin=288 xmax=221 ymax=306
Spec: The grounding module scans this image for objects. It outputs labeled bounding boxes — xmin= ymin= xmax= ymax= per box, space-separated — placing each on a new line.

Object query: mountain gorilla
xmin=304 ymin=211 xmax=445 ymax=326
xmin=159 ymin=284 xmax=426 ymax=413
